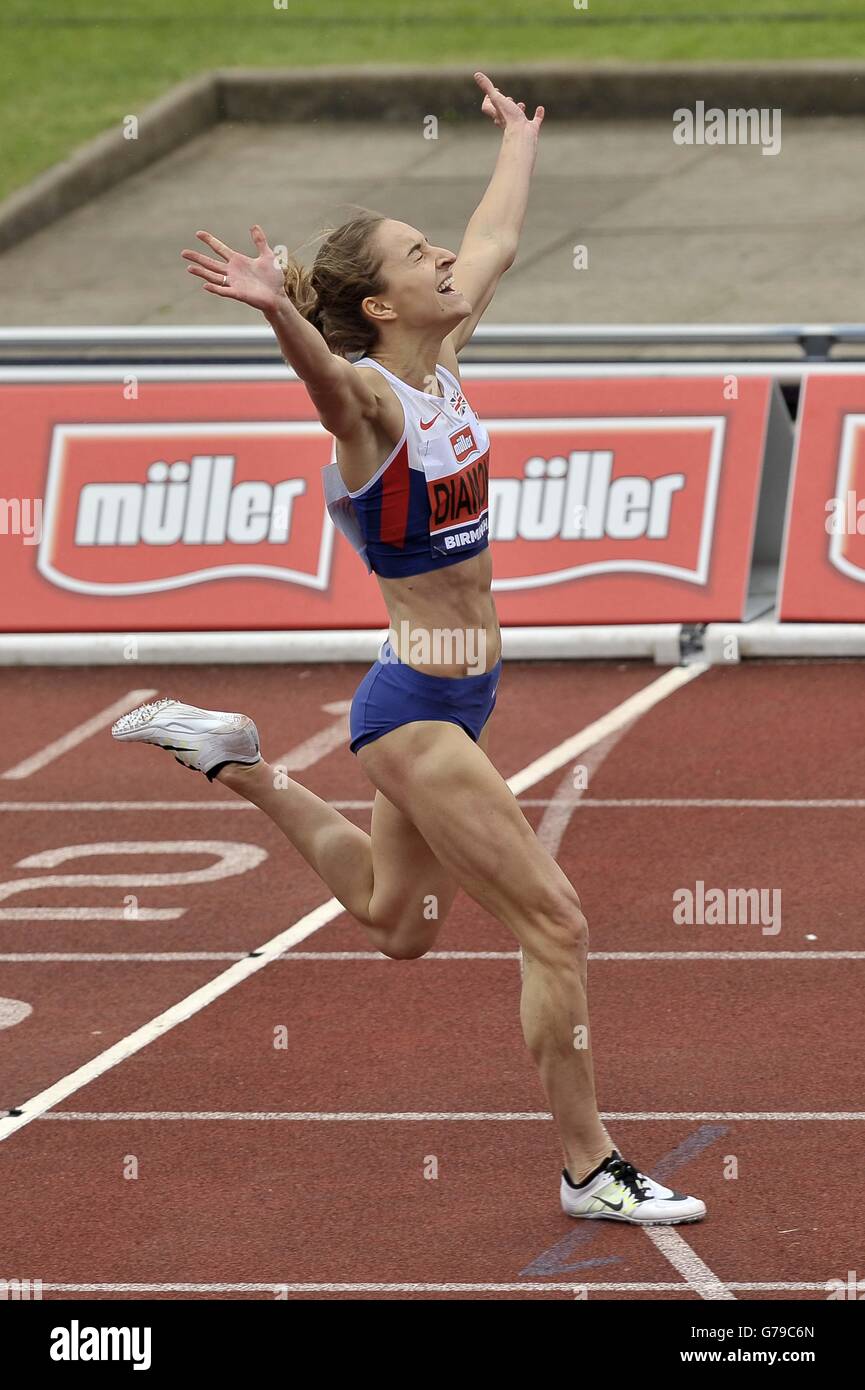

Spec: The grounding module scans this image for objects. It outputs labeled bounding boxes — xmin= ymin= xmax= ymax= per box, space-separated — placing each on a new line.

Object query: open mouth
xmin=436 ymin=274 xmax=456 ymax=295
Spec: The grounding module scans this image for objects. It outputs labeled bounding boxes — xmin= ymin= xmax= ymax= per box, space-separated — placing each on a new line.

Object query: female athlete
xmin=113 ymin=73 xmax=706 ymax=1226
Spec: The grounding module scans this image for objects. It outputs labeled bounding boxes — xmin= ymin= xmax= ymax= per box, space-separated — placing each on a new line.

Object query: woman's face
xmin=365 ymin=218 xmax=472 ymax=334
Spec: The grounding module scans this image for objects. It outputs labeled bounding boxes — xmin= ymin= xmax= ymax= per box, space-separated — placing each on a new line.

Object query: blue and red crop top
xmin=321 ymin=357 xmax=490 ymax=578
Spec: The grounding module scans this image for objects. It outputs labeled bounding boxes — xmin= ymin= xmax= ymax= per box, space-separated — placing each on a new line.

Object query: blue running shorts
xmin=350 ymin=640 xmax=502 ymax=754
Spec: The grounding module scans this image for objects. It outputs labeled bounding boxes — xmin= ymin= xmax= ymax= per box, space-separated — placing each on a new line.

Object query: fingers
xmin=186 ymin=263 xmax=227 ymax=286
xmin=476 ymin=71 xmax=539 ymax=128
xmin=195 ymin=229 xmax=233 ymax=260
xmin=181 ymin=249 xmax=227 ymax=274
xmin=475 ymin=70 xmax=506 ymax=111
xmin=249 ymin=224 xmax=270 ymax=254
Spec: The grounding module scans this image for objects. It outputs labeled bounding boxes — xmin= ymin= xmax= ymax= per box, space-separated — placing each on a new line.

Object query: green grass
xmin=2 ymin=0 xmax=865 ymax=202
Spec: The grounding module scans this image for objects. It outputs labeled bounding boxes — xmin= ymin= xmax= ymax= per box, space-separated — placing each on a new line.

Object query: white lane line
xmin=555 ymin=799 xmax=865 ymax=808
xmin=586 ymin=951 xmax=865 ymax=961
xmin=0 ymin=909 xmax=183 ymax=922
xmin=33 ymin=1281 xmax=830 ymax=1293
xmin=0 ymin=801 xmax=266 ymax=812
xmin=0 ymin=952 xmax=249 ymax=962
xmin=0 ymin=899 xmax=341 ymax=1142
xmin=0 ymin=665 xmax=707 ymax=1144
xmin=4 ymin=797 xmax=865 ymax=812
xmin=38 ymin=1111 xmax=553 ymax=1121
xmin=607 ymin=1112 xmax=865 ymax=1121
xmin=0 ymin=801 xmax=340 ymax=812
xmin=272 ymin=701 xmax=351 ymax=772
xmin=32 ymin=1110 xmax=865 ymax=1121
xmin=507 ymin=665 xmax=707 ymax=796
xmin=645 ymin=1228 xmax=735 ymax=1301
xmin=280 ymin=950 xmax=515 ymax=959
xmin=0 ymin=689 xmax=158 ymax=781
xmin=273 ymin=949 xmax=865 ymax=961
xmin=2 ymin=949 xmax=861 ymax=962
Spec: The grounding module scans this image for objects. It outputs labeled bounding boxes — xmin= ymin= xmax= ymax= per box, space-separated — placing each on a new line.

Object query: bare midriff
xmin=377 ymin=549 xmax=501 ymax=678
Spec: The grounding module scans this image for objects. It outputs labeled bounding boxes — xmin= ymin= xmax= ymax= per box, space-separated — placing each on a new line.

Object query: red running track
xmin=0 ymin=658 xmax=862 ymax=1301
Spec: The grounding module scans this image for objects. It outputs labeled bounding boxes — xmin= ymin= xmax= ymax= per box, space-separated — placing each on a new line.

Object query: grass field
xmin=2 ymin=0 xmax=865 ymax=203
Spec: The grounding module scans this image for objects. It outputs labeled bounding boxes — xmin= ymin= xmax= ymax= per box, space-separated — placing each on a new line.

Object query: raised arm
xmin=181 ymin=225 xmax=378 ymax=438
xmin=446 ymin=73 xmax=545 ymax=357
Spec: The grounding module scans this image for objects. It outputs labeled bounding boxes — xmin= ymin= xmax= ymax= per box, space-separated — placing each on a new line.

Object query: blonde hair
xmin=282 ymin=210 xmax=386 ymax=358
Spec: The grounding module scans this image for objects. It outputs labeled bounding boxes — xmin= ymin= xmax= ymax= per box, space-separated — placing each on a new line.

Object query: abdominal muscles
xmin=378 ymin=550 xmax=500 ymax=678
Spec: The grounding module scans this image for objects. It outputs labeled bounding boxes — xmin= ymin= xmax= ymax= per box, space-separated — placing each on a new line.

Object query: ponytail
xmin=282 ymin=257 xmax=324 ymax=336
xmin=282 ymin=210 xmax=385 ymax=358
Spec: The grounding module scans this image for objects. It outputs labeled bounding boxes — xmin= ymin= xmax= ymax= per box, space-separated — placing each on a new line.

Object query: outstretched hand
xmin=474 ymin=71 xmax=544 ymax=136
xmin=181 ymin=225 xmax=287 ymax=314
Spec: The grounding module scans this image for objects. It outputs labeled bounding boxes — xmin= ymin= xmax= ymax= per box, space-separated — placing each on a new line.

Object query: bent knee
xmin=524 ymin=887 xmax=589 ymax=961
xmin=368 ymin=901 xmax=442 ymax=961
xmin=380 ymin=939 xmax=431 ymax=961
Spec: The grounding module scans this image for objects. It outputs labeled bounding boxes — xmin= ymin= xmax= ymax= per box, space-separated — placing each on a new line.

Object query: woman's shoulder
xmin=353 ymin=362 xmax=400 ymax=405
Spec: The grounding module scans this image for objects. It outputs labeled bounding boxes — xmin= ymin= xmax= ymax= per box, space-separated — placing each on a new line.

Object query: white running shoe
xmin=560 ymin=1151 xmax=706 ymax=1225
xmin=111 ymin=698 xmax=261 ymax=781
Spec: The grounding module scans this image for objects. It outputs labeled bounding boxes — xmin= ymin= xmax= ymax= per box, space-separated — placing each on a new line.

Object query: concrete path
xmin=1 ymin=115 xmax=863 ymax=326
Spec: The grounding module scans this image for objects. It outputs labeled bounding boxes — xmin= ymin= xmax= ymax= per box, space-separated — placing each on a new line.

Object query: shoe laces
xmin=606 ymin=1156 xmax=651 ymax=1202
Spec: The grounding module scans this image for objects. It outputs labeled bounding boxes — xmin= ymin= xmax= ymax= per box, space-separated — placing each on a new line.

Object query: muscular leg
xmin=216 ymin=757 xmax=376 ymax=922
xmin=214 ymin=719 xmax=492 ymax=958
xmin=360 ymin=791 xmax=457 ymax=958
xmin=363 ymin=717 xmax=493 ymax=958
xmin=358 ymin=719 xmax=614 ymax=1182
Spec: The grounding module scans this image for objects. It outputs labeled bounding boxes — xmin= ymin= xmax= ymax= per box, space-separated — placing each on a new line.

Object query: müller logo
xmin=75 ymin=457 xmax=305 ymax=547
xmin=487 ymin=415 xmax=725 ymax=591
xmin=491 ymin=452 xmax=685 ymax=541
xmin=450 ymin=424 xmax=477 ymax=463
xmin=38 ymin=423 xmax=334 ymax=597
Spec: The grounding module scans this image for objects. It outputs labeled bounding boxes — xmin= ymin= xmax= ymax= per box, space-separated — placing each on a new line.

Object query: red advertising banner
xmin=779 ymin=373 xmax=865 ymax=621
xmin=0 ymin=370 xmax=773 ymax=630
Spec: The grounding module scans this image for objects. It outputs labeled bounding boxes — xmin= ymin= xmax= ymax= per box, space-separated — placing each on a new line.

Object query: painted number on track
xmin=0 ymin=841 xmax=268 ymax=921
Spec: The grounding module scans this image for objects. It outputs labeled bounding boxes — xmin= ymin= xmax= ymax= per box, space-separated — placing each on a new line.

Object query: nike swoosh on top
xmin=419 ymin=414 xmax=441 ymax=430
xmin=594 ymin=1197 xmax=624 ymax=1211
